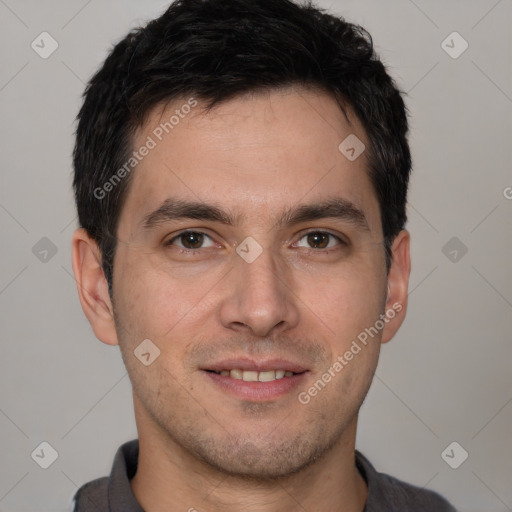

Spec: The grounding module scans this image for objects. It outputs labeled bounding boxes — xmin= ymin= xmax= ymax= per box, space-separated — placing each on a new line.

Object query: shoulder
xmin=72 ymin=477 xmax=109 ymax=512
xmin=370 ymin=471 xmax=457 ymax=511
xmin=71 ymin=439 xmax=141 ymax=512
xmin=356 ymin=451 xmax=457 ymax=512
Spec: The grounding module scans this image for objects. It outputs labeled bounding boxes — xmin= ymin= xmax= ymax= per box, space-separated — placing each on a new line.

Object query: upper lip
xmin=203 ymin=358 xmax=309 ymax=373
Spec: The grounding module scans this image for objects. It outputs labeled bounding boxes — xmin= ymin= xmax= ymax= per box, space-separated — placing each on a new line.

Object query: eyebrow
xmin=140 ymin=197 xmax=370 ymax=232
xmin=141 ymin=198 xmax=241 ymax=230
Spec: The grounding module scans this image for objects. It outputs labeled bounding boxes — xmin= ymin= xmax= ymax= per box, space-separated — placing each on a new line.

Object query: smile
xmin=203 ymin=361 xmax=309 ymax=401
xmin=211 ymin=369 xmax=297 ymax=382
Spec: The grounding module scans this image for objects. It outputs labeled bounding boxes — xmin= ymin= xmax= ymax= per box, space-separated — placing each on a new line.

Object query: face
xmin=76 ymin=86 xmax=409 ymax=479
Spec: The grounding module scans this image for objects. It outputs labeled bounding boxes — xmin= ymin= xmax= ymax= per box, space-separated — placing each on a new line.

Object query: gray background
xmin=0 ymin=0 xmax=511 ymax=511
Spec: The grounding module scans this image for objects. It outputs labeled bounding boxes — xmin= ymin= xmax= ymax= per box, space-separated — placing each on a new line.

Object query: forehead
xmin=119 ymin=86 xmax=381 ymax=236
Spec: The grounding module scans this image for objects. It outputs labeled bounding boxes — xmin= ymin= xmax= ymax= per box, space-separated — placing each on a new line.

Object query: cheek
xmin=299 ymin=262 xmax=386 ymax=342
xmin=113 ymin=247 xmax=214 ymax=340
xmin=113 ymin=253 xmax=230 ymax=390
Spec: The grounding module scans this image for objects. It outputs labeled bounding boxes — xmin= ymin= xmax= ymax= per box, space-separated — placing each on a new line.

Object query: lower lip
xmin=203 ymin=371 xmax=308 ymax=401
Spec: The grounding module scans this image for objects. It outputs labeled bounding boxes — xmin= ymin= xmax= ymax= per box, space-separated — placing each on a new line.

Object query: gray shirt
xmin=72 ymin=439 xmax=457 ymax=511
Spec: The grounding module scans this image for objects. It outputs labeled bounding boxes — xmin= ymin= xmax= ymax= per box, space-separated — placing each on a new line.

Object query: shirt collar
xmin=108 ymin=439 xmax=144 ymax=512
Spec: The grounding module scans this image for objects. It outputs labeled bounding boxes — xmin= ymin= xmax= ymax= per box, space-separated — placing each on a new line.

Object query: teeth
xmin=219 ymin=369 xmax=295 ymax=382
xmin=258 ymin=370 xmax=276 ymax=382
xmin=230 ymin=369 xmax=243 ymax=380
xmin=242 ymin=370 xmax=258 ymax=382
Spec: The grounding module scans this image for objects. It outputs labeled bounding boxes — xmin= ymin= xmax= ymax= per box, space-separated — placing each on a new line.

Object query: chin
xmin=186 ymin=430 xmax=337 ymax=481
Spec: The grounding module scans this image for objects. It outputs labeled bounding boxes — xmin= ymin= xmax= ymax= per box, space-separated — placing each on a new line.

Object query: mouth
xmin=201 ymin=359 xmax=309 ymax=401
xmin=206 ymin=368 xmax=301 ymax=382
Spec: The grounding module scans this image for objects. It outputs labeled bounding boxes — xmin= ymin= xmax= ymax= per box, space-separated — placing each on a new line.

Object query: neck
xmin=130 ymin=414 xmax=367 ymax=512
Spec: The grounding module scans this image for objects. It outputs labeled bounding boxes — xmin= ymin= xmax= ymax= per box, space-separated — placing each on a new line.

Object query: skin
xmin=72 ymin=86 xmax=410 ymax=512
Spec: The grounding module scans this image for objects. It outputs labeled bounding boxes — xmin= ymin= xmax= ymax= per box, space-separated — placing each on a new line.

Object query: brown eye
xmin=296 ymin=231 xmax=343 ymax=250
xmin=307 ymin=232 xmax=329 ymax=248
xmin=167 ymin=231 xmax=215 ymax=250
xmin=181 ymin=232 xmax=204 ymax=249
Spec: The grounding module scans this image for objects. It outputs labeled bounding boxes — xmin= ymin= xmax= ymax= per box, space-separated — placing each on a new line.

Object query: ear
xmin=71 ymin=228 xmax=119 ymax=346
xmin=381 ymin=229 xmax=411 ymax=344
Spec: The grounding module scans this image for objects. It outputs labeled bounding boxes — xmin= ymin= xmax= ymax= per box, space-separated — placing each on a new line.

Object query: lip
xmin=201 ymin=358 xmax=310 ymax=402
xmin=203 ymin=358 xmax=308 ymax=373
xmin=203 ymin=370 xmax=309 ymax=401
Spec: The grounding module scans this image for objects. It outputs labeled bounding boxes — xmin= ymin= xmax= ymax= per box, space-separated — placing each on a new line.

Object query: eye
xmin=166 ymin=231 xmax=216 ymax=250
xmin=295 ymin=231 xmax=344 ymax=250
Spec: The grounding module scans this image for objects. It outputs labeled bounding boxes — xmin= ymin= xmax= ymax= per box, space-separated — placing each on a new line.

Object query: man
xmin=70 ymin=0 xmax=456 ymax=510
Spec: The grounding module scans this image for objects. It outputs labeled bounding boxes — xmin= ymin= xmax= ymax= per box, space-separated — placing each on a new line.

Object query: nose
xmin=218 ymin=246 xmax=300 ymax=338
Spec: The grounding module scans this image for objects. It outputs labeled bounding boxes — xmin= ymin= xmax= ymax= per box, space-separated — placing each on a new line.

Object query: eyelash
xmin=165 ymin=230 xmax=346 ymax=255
xmin=164 ymin=231 xmax=218 ymax=254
